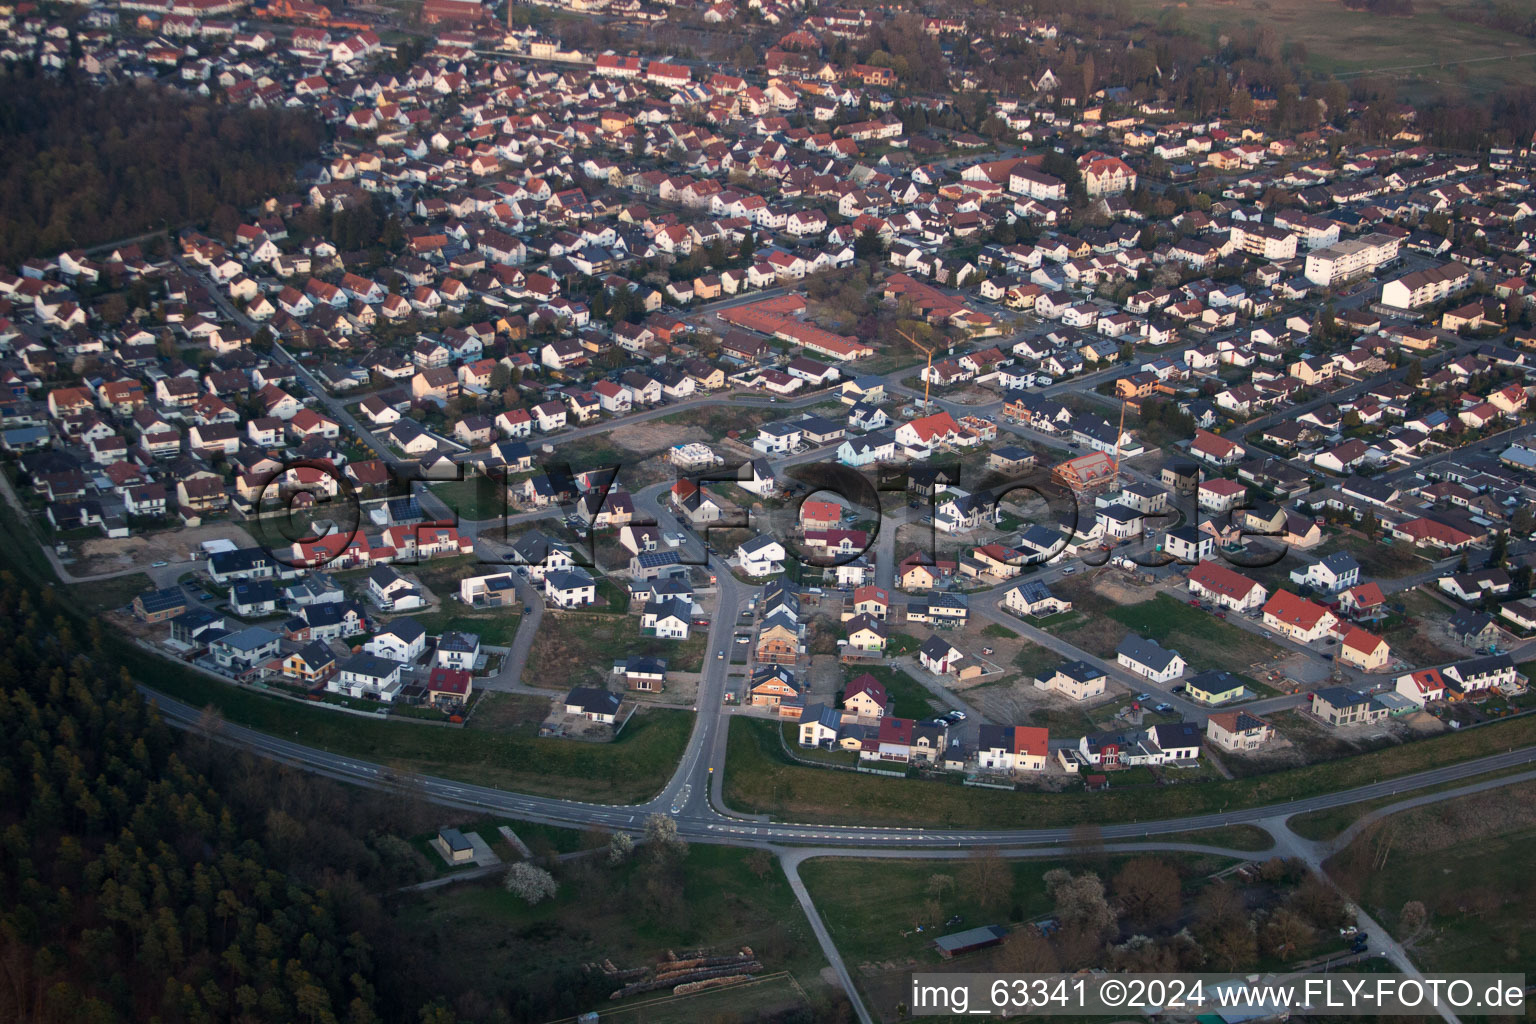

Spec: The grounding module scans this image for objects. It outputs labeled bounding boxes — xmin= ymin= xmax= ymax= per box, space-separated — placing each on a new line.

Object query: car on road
xmin=717 ymin=650 xmax=725 ymax=660
xmin=1135 ymin=693 xmax=1151 ymax=702
xmin=734 ymin=635 xmax=749 ymax=644
xmin=151 ymin=560 xmax=169 ymax=567
xmin=1062 ymin=566 xmax=1077 ymax=575
xmin=1154 ymin=703 xmax=1174 ymax=713
xmin=943 ymin=709 xmax=967 ymax=722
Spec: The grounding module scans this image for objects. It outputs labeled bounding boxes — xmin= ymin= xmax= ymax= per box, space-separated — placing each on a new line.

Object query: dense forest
xmin=0 ymin=555 xmax=842 ymax=1024
xmin=0 ymin=569 xmax=434 ymax=1023
xmin=0 ymin=69 xmax=323 ymax=266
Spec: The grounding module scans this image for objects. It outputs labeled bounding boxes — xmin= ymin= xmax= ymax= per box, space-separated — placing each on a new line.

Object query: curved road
xmin=146 ymin=682 xmax=1536 ymax=847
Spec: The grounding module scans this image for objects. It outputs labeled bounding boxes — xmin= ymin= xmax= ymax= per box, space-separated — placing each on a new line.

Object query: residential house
xmin=1116 ymin=636 xmax=1186 ymax=683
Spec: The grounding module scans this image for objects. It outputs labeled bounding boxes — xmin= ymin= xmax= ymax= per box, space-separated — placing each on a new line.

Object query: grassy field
xmin=78 ymin=571 xmax=155 ymax=613
xmin=527 ymin=611 xmax=707 ymax=685
xmin=1012 ymin=641 xmax=1064 ymax=681
xmin=427 ymin=476 xmax=509 ymax=522
xmin=409 ymin=609 xmax=522 ymax=647
xmin=1120 ymin=0 xmax=1536 ymax=97
xmin=392 ymin=844 xmax=832 ymax=1020
xmin=723 ymin=712 xmax=1536 ymax=827
xmin=1155 ymin=823 xmax=1275 ymax=852
xmin=1315 ymin=532 xmax=1430 ymax=581
xmin=1055 ymin=586 xmax=1284 ymax=676
xmin=1325 ymin=786 xmax=1536 ymax=971
xmin=1287 ymin=764 xmax=1536 ymax=840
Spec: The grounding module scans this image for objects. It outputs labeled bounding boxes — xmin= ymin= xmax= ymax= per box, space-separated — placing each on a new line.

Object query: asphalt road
xmin=144 ymin=681 xmax=1536 ymax=847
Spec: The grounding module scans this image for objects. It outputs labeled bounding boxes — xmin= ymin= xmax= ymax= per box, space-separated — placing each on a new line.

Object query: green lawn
xmin=849 ymin=664 xmax=948 ymax=720
xmin=428 ymin=476 xmax=509 ymax=522
xmin=782 ymin=723 xmax=860 ymax=766
xmin=408 ymin=609 xmax=523 ymax=647
xmin=1052 ymin=589 xmax=1284 ymax=676
xmin=1106 ymin=594 xmax=1284 ymax=673
xmin=722 ymin=712 xmax=1536 ymax=828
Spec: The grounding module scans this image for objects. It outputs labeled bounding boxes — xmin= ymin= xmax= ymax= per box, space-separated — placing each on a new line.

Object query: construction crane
xmin=1110 ymin=399 xmax=1128 ymax=492
xmin=898 ymin=327 xmax=939 ymax=413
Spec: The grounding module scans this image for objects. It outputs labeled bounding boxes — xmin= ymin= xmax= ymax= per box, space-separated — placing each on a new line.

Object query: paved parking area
xmin=463 ymin=831 xmax=501 ymax=868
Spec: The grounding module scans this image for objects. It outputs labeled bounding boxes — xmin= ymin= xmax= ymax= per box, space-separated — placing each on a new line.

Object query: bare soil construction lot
xmin=72 ymin=523 xmax=256 ymax=576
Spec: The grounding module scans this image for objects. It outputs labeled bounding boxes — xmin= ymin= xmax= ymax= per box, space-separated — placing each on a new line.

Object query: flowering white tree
xmin=608 ymin=831 xmax=634 ymax=866
xmin=504 ymin=862 xmax=558 ymax=905
xmin=642 ymin=813 xmax=688 ymax=857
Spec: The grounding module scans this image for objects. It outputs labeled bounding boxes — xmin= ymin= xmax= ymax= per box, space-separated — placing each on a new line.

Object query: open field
xmin=1388 ymin=589 xmax=1468 ymax=669
xmin=392 ymin=844 xmax=833 ymax=1022
xmin=1054 ymin=578 xmax=1285 ymax=676
xmin=527 ymin=611 xmax=707 ymax=685
xmin=661 ymin=404 xmax=775 ymax=442
xmin=1120 ymin=0 xmax=1536 ymax=97
xmin=1325 ymin=785 xmax=1536 ymax=971
xmin=1314 ymin=531 xmax=1431 ymax=581
xmin=78 ymin=571 xmax=155 ymax=613
xmin=722 ymin=712 xmax=1536 ymax=827
xmin=1287 ymin=764 xmax=1536 ymax=840
xmin=409 ymin=609 xmax=522 ymax=646
xmin=428 ymin=476 xmax=510 ymax=522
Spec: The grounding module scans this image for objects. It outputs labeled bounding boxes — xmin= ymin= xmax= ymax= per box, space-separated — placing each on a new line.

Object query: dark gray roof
xmin=1116 ymin=635 xmax=1181 ymax=673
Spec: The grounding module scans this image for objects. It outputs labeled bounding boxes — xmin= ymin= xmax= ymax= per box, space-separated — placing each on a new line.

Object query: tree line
xmin=0 ymin=67 xmax=323 ymax=266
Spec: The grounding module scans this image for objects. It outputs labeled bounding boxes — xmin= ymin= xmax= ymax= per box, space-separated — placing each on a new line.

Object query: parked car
xmin=1154 ymin=703 xmax=1174 ymax=713
xmin=1135 ymin=693 xmax=1151 ymax=702
xmin=944 ymin=709 xmax=967 ymax=722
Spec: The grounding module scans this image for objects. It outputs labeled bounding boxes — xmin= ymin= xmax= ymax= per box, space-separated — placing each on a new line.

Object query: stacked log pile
xmin=603 ymin=947 xmax=761 ymax=999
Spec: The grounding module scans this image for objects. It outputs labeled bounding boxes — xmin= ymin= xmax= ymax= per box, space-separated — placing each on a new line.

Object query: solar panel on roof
xmin=387 ymin=496 xmax=422 ymax=522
